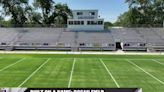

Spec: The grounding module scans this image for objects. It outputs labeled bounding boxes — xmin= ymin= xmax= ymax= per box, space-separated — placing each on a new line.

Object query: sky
xmin=54 ymin=0 xmax=129 ymax=23
xmin=2 ymin=0 xmax=129 ymax=23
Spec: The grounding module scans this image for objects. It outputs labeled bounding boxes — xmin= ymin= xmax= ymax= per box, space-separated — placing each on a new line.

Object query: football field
xmin=0 ymin=54 xmax=164 ymax=92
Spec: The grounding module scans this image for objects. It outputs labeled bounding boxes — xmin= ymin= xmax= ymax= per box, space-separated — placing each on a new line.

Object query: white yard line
xmin=127 ymin=59 xmax=164 ymax=85
xmin=152 ymin=59 xmax=164 ymax=66
xmin=0 ymin=58 xmax=26 ymax=72
xmin=18 ymin=58 xmax=51 ymax=87
xmin=103 ymin=58 xmax=164 ymax=60
xmin=99 ymin=59 xmax=120 ymax=88
xmin=68 ymin=58 xmax=76 ymax=88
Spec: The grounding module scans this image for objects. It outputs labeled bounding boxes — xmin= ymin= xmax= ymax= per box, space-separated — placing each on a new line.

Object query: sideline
xmin=0 ymin=51 xmax=164 ymax=55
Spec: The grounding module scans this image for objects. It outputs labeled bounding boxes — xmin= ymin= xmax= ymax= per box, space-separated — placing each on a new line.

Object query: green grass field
xmin=0 ymin=54 xmax=164 ymax=92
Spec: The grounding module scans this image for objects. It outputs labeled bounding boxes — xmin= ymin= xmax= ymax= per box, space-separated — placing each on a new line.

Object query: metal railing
xmin=0 ymin=23 xmax=67 ymax=28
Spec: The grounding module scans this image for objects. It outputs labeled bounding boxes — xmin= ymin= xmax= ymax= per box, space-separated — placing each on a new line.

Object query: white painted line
xmin=99 ymin=59 xmax=120 ymax=88
xmin=18 ymin=58 xmax=51 ymax=87
xmin=126 ymin=59 xmax=164 ymax=85
xmin=68 ymin=58 xmax=76 ymax=88
xmin=103 ymin=58 xmax=164 ymax=60
xmin=152 ymin=59 xmax=164 ymax=66
xmin=0 ymin=58 xmax=26 ymax=72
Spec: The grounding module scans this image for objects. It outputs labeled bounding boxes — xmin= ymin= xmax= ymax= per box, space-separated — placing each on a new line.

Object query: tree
xmin=0 ymin=16 xmax=4 ymax=21
xmin=33 ymin=0 xmax=54 ymax=26
xmin=33 ymin=0 xmax=72 ymax=27
xmin=104 ymin=22 xmax=113 ymax=29
xmin=0 ymin=15 xmax=4 ymax=26
xmin=117 ymin=0 xmax=164 ymax=27
xmin=116 ymin=8 xmax=144 ymax=27
xmin=0 ymin=0 xmax=32 ymax=27
xmin=54 ymin=3 xmax=72 ymax=26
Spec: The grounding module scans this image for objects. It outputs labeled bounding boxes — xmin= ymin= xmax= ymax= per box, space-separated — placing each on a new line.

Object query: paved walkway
xmin=0 ymin=51 xmax=164 ymax=55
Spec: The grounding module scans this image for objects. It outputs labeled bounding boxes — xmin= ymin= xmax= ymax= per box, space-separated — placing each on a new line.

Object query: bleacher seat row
xmin=0 ymin=28 xmax=164 ymax=52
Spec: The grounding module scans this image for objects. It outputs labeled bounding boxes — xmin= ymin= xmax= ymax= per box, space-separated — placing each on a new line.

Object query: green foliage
xmin=0 ymin=0 xmax=32 ymax=27
xmin=104 ymin=22 xmax=113 ymax=29
xmin=54 ymin=3 xmax=72 ymax=25
xmin=116 ymin=0 xmax=164 ymax=27
xmin=0 ymin=0 xmax=72 ymax=27
xmin=0 ymin=16 xmax=4 ymax=21
xmin=32 ymin=1 xmax=72 ymax=27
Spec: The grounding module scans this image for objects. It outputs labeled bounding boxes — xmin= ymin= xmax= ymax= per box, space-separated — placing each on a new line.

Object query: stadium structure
xmin=0 ymin=10 xmax=164 ymax=52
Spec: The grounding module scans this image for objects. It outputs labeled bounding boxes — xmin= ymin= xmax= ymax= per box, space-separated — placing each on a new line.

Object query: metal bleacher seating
xmin=0 ymin=28 xmax=164 ymax=51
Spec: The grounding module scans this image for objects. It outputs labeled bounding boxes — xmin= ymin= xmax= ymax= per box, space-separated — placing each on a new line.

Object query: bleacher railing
xmin=0 ymin=24 xmax=67 ymax=28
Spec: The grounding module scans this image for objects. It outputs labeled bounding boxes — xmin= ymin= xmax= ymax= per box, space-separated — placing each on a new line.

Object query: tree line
xmin=0 ymin=0 xmax=164 ymax=27
xmin=0 ymin=0 xmax=72 ymax=27
xmin=115 ymin=0 xmax=164 ymax=27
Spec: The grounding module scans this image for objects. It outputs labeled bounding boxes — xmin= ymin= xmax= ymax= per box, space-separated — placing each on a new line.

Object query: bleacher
xmin=77 ymin=31 xmax=115 ymax=51
xmin=0 ymin=28 xmax=19 ymax=50
xmin=137 ymin=28 xmax=164 ymax=51
xmin=111 ymin=28 xmax=147 ymax=51
xmin=0 ymin=28 xmax=164 ymax=52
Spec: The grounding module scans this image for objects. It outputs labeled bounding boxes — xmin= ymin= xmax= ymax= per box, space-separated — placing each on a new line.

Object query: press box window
xmin=69 ymin=21 xmax=73 ymax=25
xmin=77 ymin=21 xmax=80 ymax=25
xmin=81 ymin=21 xmax=84 ymax=25
xmin=74 ymin=21 xmax=78 ymax=25
xmin=91 ymin=21 xmax=97 ymax=25
xmin=98 ymin=21 xmax=103 ymax=25
xmin=88 ymin=21 xmax=98 ymax=25
xmin=89 ymin=12 xmax=95 ymax=16
xmin=87 ymin=21 xmax=91 ymax=25
xmin=74 ymin=21 xmax=84 ymax=25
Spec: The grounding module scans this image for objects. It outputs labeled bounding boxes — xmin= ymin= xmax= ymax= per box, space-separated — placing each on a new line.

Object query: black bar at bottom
xmin=24 ymin=88 xmax=142 ymax=92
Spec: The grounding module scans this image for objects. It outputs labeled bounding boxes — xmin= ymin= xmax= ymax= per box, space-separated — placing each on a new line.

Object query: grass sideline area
xmin=0 ymin=54 xmax=163 ymax=92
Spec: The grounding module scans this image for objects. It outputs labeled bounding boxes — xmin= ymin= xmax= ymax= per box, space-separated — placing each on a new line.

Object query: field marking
xmin=126 ymin=59 xmax=164 ymax=85
xmin=2 ymin=57 xmax=164 ymax=60
xmin=18 ymin=58 xmax=51 ymax=87
xmin=103 ymin=58 xmax=164 ymax=60
xmin=0 ymin=58 xmax=26 ymax=72
xmin=152 ymin=59 xmax=164 ymax=66
xmin=99 ymin=59 xmax=120 ymax=88
xmin=68 ymin=58 xmax=76 ymax=88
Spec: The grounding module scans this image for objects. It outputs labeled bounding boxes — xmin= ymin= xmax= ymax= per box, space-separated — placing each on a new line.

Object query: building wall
xmin=67 ymin=19 xmax=104 ymax=30
xmin=68 ymin=25 xmax=104 ymax=31
xmin=72 ymin=10 xmax=98 ymax=19
xmin=67 ymin=10 xmax=104 ymax=31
